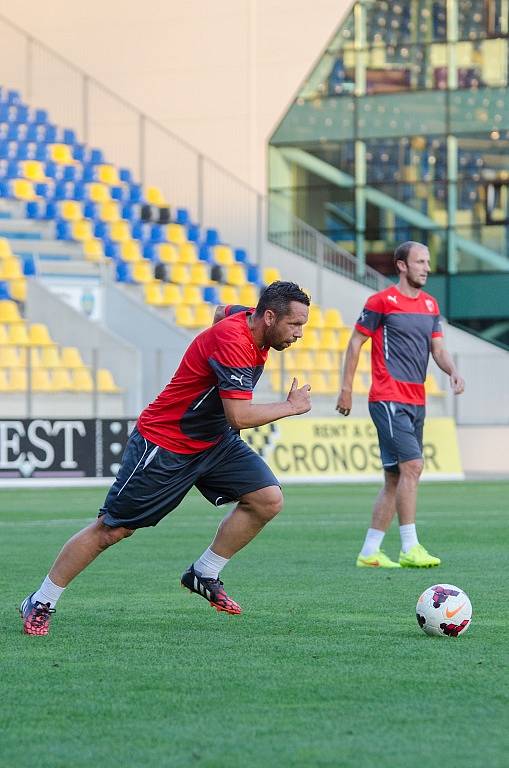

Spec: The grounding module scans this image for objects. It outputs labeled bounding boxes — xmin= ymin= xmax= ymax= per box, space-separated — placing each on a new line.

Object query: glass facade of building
xmin=269 ymin=0 xmax=509 ymax=303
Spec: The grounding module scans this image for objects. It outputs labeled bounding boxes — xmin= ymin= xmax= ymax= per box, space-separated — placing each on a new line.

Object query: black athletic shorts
xmin=369 ymin=401 xmax=425 ymax=472
xmin=99 ymin=426 xmax=279 ymax=528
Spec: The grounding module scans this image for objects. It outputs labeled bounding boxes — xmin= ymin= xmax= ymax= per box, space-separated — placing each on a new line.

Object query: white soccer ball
xmin=416 ymin=584 xmax=472 ymax=637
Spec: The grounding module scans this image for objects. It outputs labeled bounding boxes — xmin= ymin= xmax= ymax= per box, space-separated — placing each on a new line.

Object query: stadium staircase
xmin=0 ymin=84 xmax=446 ymax=409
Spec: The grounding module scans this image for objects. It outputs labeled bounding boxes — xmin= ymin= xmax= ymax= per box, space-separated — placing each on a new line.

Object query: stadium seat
xmin=61 ymin=346 xmax=85 ymax=368
xmin=0 ymin=299 xmax=22 ymax=323
xmin=182 ymin=285 xmax=202 ymax=305
xmin=144 ymin=282 xmax=164 ymax=306
xmin=192 ymin=304 xmax=214 ymax=327
xmin=353 ymin=372 xmax=369 ymax=394
xmin=10 ymin=178 xmax=36 ymax=200
xmin=70 ymin=368 xmax=94 ymax=392
xmin=49 ymin=144 xmax=74 ymax=164
xmin=120 ymin=240 xmax=142 ymax=262
xmin=97 ymin=368 xmax=121 ymax=393
xmin=145 ymin=186 xmax=166 ymax=205
xmin=0 ymin=259 xmax=23 ymax=280
xmin=51 ymin=368 xmax=73 ymax=391
xmin=263 ymin=267 xmax=281 ymax=284
xmin=238 ymin=285 xmax=258 ymax=307
xmin=32 ymin=368 xmax=53 ymax=392
xmin=157 ymin=243 xmax=179 ymax=263
xmin=213 ymin=245 xmax=234 ymax=266
xmin=21 ymin=160 xmax=46 ymax=182
xmin=40 ymin=347 xmax=62 ymax=368
xmin=97 ymin=165 xmax=120 ymax=185
xmin=7 ymin=324 xmax=30 ymax=345
xmin=0 ymin=346 xmax=21 ymax=367
xmin=166 ymin=224 xmax=187 ymax=245
xmin=162 ymin=284 xmax=183 ymax=305
xmin=225 ymin=264 xmax=247 ymax=287
xmin=178 ymin=243 xmax=198 ymax=264
xmin=7 ymin=367 xmax=27 ymax=391
xmin=131 ymin=261 xmax=153 ymax=283
xmin=87 ymin=182 xmax=110 ymax=203
xmin=218 ymin=286 xmax=239 ymax=305
xmin=60 ymin=200 xmax=83 ymax=221
xmin=170 ymin=264 xmax=190 ymax=285
xmin=0 ymin=239 xmax=13 ymax=259
xmin=323 ymin=308 xmax=344 ymax=328
xmin=307 ymin=306 xmax=324 ymax=329
xmin=83 ymin=239 xmax=105 ymax=261
xmin=8 ymin=278 xmax=27 ymax=302
xmin=71 ymin=220 xmax=94 ymax=241
xmin=109 ymin=221 xmax=131 ymax=243
xmin=189 ymin=263 xmax=209 ymax=285
xmin=98 ymin=201 xmax=121 ymax=223
xmin=28 ymin=323 xmax=53 ymax=346
xmin=174 ymin=305 xmax=195 ymax=327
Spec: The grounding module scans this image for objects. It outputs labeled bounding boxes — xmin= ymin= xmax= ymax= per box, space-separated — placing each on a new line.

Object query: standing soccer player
xmin=336 ymin=242 xmax=465 ymax=568
xmin=20 ymin=281 xmax=311 ymax=635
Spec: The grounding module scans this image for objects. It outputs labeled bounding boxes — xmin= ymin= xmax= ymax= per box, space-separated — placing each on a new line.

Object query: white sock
xmin=360 ymin=528 xmax=385 ymax=557
xmin=399 ymin=524 xmax=419 ymax=553
xmin=32 ymin=575 xmax=65 ymax=608
xmin=193 ymin=547 xmax=229 ymax=579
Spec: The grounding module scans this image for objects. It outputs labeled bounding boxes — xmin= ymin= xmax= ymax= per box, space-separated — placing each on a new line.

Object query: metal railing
xmin=0 ymin=13 xmax=387 ymax=297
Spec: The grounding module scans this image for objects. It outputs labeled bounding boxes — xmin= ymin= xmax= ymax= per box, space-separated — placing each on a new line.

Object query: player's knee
xmin=400 ymin=458 xmax=424 ymax=482
xmin=242 ymin=485 xmax=283 ymax=523
xmin=98 ymin=523 xmax=135 ymax=549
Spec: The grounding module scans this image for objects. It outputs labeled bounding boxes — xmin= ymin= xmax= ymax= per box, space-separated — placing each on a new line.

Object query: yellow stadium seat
xmin=0 ymin=239 xmax=13 ymax=259
xmin=8 ymin=367 xmax=27 ymax=391
xmin=238 ymin=285 xmax=258 ymax=306
xmin=327 ymin=371 xmax=341 ymax=391
xmin=263 ymin=267 xmax=281 ymax=284
xmin=189 ymin=263 xmax=209 ymax=285
xmin=425 ymin=373 xmax=446 ymax=396
xmin=174 ymin=305 xmax=194 ymax=327
xmin=71 ymin=368 xmax=94 ymax=392
xmin=314 ymin=351 xmax=335 ymax=371
xmin=109 ymin=222 xmax=131 ymax=243
xmin=319 ymin=329 xmax=339 ymax=350
xmin=158 ymin=243 xmax=179 ymax=263
xmin=40 ymin=347 xmax=62 ymax=368
xmin=0 ymin=300 xmax=23 ymax=323
xmin=218 ymin=286 xmax=239 ymax=305
xmin=323 ymin=307 xmax=345 ymax=329
xmin=192 ymin=304 xmax=214 ymax=327
xmin=353 ymin=372 xmax=369 ymax=394
xmin=0 ymin=325 xmax=8 ymax=344
xmin=357 ymin=350 xmax=371 ymax=373
xmin=97 ymin=165 xmax=120 ymax=186
xmin=182 ymin=286 xmax=202 ymax=305
xmin=270 ymin=371 xmax=283 ymax=392
xmin=98 ymin=201 xmax=121 ymax=223
xmin=298 ymin=329 xmax=320 ymax=351
xmin=29 ymin=323 xmax=53 ymax=347
xmin=11 ymin=179 xmax=36 ymax=200
xmin=309 ymin=372 xmax=330 ymax=395
xmin=51 ymin=368 xmax=73 ymax=391
xmin=0 ymin=369 xmax=8 ymax=391
xmin=32 ymin=368 xmax=52 ymax=392
xmin=144 ymin=283 xmax=164 ymax=306
xmin=21 ymin=160 xmax=46 ymax=182
xmin=120 ymin=241 xmax=142 ymax=261
xmin=23 ymin=347 xmax=42 ymax=368
xmin=293 ymin=351 xmax=314 ymax=370
xmin=60 ymin=200 xmax=83 ymax=222
xmin=166 ymin=224 xmax=187 ymax=245
xmin=83 ymin=239 xmax=105 ymax=262
xmin=170 ymin=264 xmax=191 ymax=285
xmin=8 ymin=278 xmax=27 ymax=302
xmin=71 ymin=220 xmax=93 ymax=242
xmin=131 ymin=261 xmax=153 ymax=283
xmin=97 ymin=368 xmax=121 ymax=393
xmin=61 ymin=347 xmax=85 ymax=368
xmin=161 ymin=284 xmax=183 ymax=306
xmin=212 ymin=245 xmax=234 ymax=266
xmin=0 ymin=347 xmax=21 ymax=367
xmin=8 ymin=324 xmax=30 ymax=345
xmin=0 ymin=259 xmax=23 ymax=280
xmin=307 ymin=306 xmax=324 ymax=329
xmin=86 ymin=183 xmax=110 ymax=203
xmin=145 ymin=186 xmax=166 ymax=206
xmin=338 ymin=327 xmax=353 ymax=351
xmin=225 ymin=264 xmax=247 ymax=287
xmin=49 ymin=144 xmax=74 ymax=164
xmin=178 ymin=243 xmax=198 ymax=264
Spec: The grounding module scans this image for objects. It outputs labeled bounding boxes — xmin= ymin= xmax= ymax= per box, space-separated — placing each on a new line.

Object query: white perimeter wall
xmin=0 ymin=0 xmax=349 ymax=192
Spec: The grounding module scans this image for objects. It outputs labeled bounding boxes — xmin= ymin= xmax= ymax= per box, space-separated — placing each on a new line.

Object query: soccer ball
xmin=416 ymin=584 xmax=472 ymax=637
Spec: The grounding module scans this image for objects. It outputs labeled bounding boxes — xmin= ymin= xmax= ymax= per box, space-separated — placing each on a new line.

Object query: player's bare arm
xmin=336 ymin=329 xmax=369 ymax=416
xmin=222 ymin=377 xmax=311 ymax=430
xmin=431 ymin=337 xmax=465 ymax=394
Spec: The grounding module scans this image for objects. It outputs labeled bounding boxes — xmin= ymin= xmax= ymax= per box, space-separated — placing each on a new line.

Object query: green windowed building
xmin=269 ymin=0 xmax=509 ymax=345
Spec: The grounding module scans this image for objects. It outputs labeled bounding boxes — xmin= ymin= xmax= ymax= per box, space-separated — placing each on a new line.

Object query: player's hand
xmin=287 ymin=377 xmax=311 ymax=415
xmin=336 ymin=388 xmax=352 ymax=416
xmin=450 ymin=373 xmax=465 ymax=395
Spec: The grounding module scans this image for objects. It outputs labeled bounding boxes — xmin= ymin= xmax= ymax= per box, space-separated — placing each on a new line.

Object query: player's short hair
xmin=255 ymin=281 xmax=310 ymax=318
xmin=393 ymin=241 xmax=425 ymax=273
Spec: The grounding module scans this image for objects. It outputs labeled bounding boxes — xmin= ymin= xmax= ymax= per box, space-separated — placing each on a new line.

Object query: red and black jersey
xmin=137 ymin=307 xmax=267 ymax=454
xmin=355 ymin=286 xmax=443 ymax=405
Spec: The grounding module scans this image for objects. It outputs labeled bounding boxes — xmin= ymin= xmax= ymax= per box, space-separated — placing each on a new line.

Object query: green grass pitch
xmin=2 ymin=481 xmax=508 ymax=768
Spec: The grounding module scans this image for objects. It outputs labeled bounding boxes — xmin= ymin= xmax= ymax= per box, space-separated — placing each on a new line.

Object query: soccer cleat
xmin=19 ymin=593 xmax=55 ymax=636
xmin=181 ymin=564 xmax=242 ymax=615
xmin=356 ymin=550 xmax=401 ymax=568
xmin=399 ymin=543 xmax=441 ymax=568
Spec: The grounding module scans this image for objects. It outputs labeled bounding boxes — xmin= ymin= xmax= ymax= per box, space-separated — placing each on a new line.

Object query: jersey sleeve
xmin=355 ymin=293 xmax=384 ymax=337
xmin=432 ymin=309 xmax=443 ymax=338
xmin=209 ymin=340 xmax=256 ymax=400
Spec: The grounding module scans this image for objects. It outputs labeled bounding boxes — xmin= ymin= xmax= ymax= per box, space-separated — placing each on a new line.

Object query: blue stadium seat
xmin=176 ymin=208 xmax=190 ymax=225
xmin=203 ymin=286 xmax=220 ymax=304
xmin=143 ymin=242 xmax=157 ymax=261
xmin=115 ymin=261 xmax=132 ymax=282
xmin=205 ymin=228 xmax=220 ymax=246
xmin=105 ymin=241 xmax=122 ymax=259
xmin=246 ymin=264 xmax=261 ymax=284
xmin=186 ymin=223 xmax=200 ymax=242
xmin=119 ymin=168 xmax=132 ymax=184
xmin=111 ymin=185 xmax=129 ymax=202
xmin=22 ymin=254 xmax=37 ymax=276
xmin=56 ymin=220 xmax=72 ymax=239
xmin=128 ymin=184 xmax=142 ymax=203
xmin=0 ymin=280 xmax=11 ymax=299
xmin=234 ymin=248 xmax=248 ymax=263
xmin=198 ymin=244 xmax=213 ymax=263
xmin=84 ymin=201 xmax=99 ymax=220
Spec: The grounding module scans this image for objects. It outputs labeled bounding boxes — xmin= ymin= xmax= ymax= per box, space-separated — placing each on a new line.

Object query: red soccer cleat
xmin=20 ymin=593 xmax=55 ymax=636
xmin=181 ymin=564 xmax=242 ymax=615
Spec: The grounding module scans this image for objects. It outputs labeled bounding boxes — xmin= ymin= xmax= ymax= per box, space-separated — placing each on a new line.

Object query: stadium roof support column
xmin=354 ymin=0 xmax=366 ymax=278
xmin=446 ymin=0 xmax=459 ymax=273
